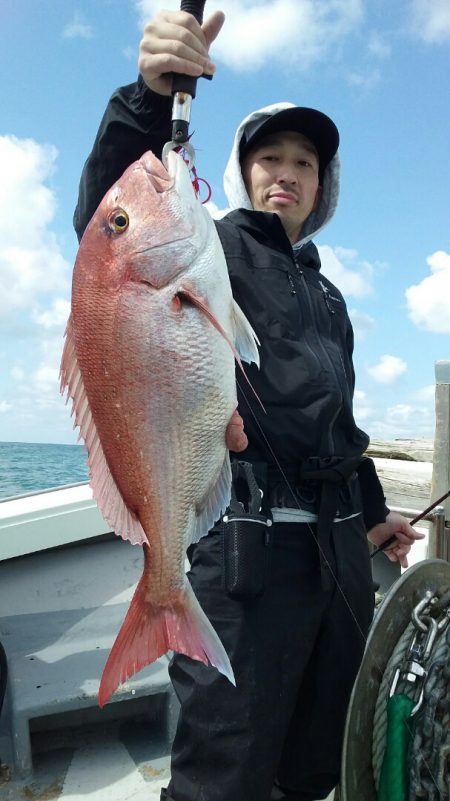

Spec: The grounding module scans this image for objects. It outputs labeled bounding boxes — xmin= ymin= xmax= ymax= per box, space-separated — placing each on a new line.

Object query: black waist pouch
xmin=221 ymin=462 xmax=272 ymax=601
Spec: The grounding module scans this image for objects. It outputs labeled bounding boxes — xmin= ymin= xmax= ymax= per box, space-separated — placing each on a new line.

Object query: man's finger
xmin=202 ymin=10 xmax=225 ymax=49
xmin=225 ymin=410 xmax=248 ymax=452
xmin=226 ymin=425 xmax=248 ymax=453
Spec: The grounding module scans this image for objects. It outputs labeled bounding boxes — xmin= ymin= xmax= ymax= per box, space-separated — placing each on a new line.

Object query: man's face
xmin=241 ymin=130 xmax=322 ymax=243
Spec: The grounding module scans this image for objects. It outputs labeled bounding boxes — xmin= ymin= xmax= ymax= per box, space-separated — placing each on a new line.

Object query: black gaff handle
xmin=180 ymin=0 xmax=205 ymax=22
xmin=172 ymin=0 xmax=207 ymax=98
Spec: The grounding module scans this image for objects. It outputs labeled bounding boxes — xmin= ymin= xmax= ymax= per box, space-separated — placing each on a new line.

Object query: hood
xmin=223 ymin=101 xmax=340 ymax=249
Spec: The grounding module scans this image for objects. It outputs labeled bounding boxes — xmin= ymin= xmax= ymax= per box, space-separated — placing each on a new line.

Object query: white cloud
xmin=415 ymin=384 xmax=435 ymax=402
xmin=348 ymin=308 xmax=376 ymax=341
xmin=135 ymin=0 xmax=364 ymax=71
xmin=353 ymin=386 xmax=435 ymax=440
xmin=122 ymin=46 xmax=136 ymax=61
xmin=12 ymin=334 xmax=69 ymax=414
xmin=63 ymin=13 xmax=93 ymax=40
xmin=385 ymin=403 xmax=434 ymax=433
xmin=2 ymin=136 xmax=56 ymax=233
xmin=11 ymin=366 xmax=25 ymax=382
xmin=0 ymin=136 xmax=73 ymax=441
xmin=0 ymin=136 xmax=70 ymax=318
xmin=318 ymin=245 xmax=375 ymax=297
xmin=33 ymin=365 xmax=61 ymax=408
xmin=353 ymin=388 xmax=375 ymax=422
xmin=367 ymin=354 xmax=407 ymax=384
xmin=405 ymin=250 xmax=450 ymax=333
xmin=366 ymin=404 xmax=435 ymax=440
xmin=345 ymin=67 xmax=381 ymax=90
xmin=385 ymin=404 xmax=415 ymax=424
xmin=367 ymin=32 xmax=391 ymax=59
xmin=409 ymin=0 xmax=450 ymax=44
xmin=33 ymin=299 xmax=71 ymax=330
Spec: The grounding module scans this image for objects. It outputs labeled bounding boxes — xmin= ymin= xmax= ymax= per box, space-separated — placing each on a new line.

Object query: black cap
xmin=239 ymin=107 xmax=339 ymax=183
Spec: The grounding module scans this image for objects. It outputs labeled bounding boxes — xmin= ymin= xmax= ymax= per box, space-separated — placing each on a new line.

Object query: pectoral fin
xmin=177 ymin=287 xmax=264 ymax=411
xmin=231 ymin=299 xmax=260 ymax=367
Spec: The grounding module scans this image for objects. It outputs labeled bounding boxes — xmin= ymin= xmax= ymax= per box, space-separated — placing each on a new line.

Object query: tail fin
xmin=98 ymin=574 xmax=235 ymax=707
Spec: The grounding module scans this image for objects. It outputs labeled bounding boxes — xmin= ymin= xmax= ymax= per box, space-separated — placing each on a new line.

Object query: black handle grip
xmin=172 ymin=0 xmax=207 ymax=97
xmin=180 ymin=0 xmax=205 ymax=23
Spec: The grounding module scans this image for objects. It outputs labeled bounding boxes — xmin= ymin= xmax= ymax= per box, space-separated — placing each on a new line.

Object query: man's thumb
xmin=202 ymin=10 xmax=225 ymax=48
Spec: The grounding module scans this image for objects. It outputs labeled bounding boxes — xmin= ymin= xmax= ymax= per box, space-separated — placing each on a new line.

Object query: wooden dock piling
xmin=429 ymin=360 xmax=450 ymax=559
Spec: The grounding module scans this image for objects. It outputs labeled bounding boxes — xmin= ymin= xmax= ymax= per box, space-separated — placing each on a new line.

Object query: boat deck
xmin=0 ymin=474 xmax=432 ymax=801
xmin=0 ymin=535 xmax=176 ymax=800
xmin=0 ymin=719 xmax=171 ymax=800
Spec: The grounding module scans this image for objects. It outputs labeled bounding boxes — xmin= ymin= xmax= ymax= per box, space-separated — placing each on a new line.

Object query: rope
xmin=371 ymin=591 xmax=450 ymax=800
xmin=408 ymin=623 xmax=450 ymax=800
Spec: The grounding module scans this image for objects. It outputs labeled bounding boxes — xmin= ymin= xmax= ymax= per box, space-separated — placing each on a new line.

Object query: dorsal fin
xmin=60 ymin=318 xmax=148 ymax=546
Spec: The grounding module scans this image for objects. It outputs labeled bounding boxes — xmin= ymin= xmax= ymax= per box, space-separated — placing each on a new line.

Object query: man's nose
xmin=277 ymin=164 xmax=297 ymax=183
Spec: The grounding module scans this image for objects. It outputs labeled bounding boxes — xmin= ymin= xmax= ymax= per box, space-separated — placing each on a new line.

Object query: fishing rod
xmin=370 ymin=488 xmax=450 ymax=559
xmin=162 ymin=0 xmax=211 ymax=169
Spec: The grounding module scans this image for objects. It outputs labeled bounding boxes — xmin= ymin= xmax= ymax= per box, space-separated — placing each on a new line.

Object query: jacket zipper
xmin=294 ymin=266 xmax=344 ymax=454
xmin=318 ymin=280 xmax=335 ymax=316
xmin=287 ymin=273 xmax=296 ymax=295
xmin=287 ymin=266 xmax=322 ymax=371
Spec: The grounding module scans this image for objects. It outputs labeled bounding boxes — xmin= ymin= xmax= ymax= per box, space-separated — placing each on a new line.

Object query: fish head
xmin=76 ymin=150 xmax=210 ymax=292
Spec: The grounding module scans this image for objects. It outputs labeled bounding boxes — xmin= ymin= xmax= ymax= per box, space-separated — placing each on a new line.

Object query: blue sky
xmin=1 ymin=0 xmax=449 ymax=445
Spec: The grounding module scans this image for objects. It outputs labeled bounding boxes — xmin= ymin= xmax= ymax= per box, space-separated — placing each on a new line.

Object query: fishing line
xmin=236 ymin=376 xmax=372 ymax=648
xmin=236 ymin=377 xmax=444 ymax=791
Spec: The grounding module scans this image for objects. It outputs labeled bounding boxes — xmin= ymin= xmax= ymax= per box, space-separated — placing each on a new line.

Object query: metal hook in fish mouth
xmin=162 ymin=140 xmax=195 ymax=171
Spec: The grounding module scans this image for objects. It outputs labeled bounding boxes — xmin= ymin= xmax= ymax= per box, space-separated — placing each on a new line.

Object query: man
xmin=74 ymin=10 xmax=423 ymax=801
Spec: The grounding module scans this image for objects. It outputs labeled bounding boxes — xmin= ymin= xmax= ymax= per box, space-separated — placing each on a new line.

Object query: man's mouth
xmin=268 ymin=191 xmax=298 ymax=205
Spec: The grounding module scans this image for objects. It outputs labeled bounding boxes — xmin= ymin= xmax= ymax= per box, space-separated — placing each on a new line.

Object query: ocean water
xmin=0 ymin=441 xmax=90 ymax=499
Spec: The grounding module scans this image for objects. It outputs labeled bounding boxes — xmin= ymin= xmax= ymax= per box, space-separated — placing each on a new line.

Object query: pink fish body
xmin=60 ymin=150 xmax=259 ymax=706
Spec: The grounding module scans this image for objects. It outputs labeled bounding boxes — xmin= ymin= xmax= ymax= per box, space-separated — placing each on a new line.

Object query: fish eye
xmin=108 ymin=208 xmax=129 ymax=233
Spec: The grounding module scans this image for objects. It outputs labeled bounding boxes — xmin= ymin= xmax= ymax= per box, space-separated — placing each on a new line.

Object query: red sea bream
xmin=60 ymin=149 xmax=259 ymax=706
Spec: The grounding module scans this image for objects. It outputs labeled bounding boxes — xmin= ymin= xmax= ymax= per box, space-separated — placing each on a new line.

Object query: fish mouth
xmin=130 ymin=149 xmax=204 ymax=288
xmin=139 ymin=149 xmax=186 ymax=195
xmin=139 ymin=152 xmax=173 ymax=194
xmin=131 ymin=150 xmax=198 ymax=258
